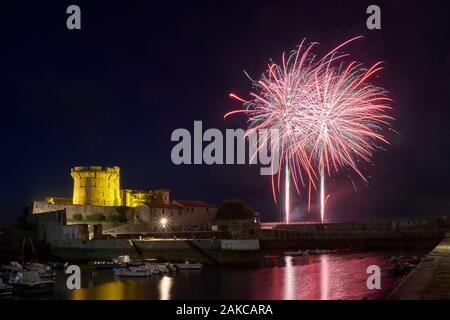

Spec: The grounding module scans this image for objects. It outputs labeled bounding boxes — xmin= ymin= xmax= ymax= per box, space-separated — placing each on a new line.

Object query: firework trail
xmin=225 ymin=37 xmax=392 ymax=223
xmin=225 ymin=40 xmax=321 ymax=202
xmin=285 ymin=155 xmax=290 ymax=223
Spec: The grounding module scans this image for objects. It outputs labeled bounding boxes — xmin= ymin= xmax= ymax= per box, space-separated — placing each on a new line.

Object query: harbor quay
xmin=2 ymin=166 xmax=450 ymax=269
xmin=2 ymin=208 xmax=449 ymax=265
xmin=259 ymin=218 xmax=450 ymax=250
xmin=388 ymin=233 xmax=450 ymax=300
xmin=48 ymin=238 xmax=261 ymax=265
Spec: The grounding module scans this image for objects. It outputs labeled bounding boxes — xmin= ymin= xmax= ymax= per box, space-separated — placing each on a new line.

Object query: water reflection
xmin=284 ymin=256 xmax=295 ymax=300
xmin=159 ymin=276 xmax=173 ymax=300
xmin=320 ymin=255 xmax=329 ymax=300
xmin=31 ymin=250 xmax=414 ymax=300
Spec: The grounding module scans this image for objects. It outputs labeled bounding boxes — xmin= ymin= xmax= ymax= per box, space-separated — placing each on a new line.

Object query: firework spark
xmin=225 ymin=37 xmax=392 ymax=223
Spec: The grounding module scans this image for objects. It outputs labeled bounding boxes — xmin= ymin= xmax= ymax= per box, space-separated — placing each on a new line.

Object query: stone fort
xmin=45 ymin=166 xmax=170 ymax=208
xmin=32 ymin=166 xmax=217 ymax=232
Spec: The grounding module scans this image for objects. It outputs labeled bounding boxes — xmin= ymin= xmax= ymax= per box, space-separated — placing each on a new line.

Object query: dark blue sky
xmin=1 ymin=0 xmax=450 ymax=225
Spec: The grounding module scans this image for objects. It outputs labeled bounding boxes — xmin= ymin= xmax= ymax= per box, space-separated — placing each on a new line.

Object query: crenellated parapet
xmin=71 ymin=166 xmax=121 ymax=206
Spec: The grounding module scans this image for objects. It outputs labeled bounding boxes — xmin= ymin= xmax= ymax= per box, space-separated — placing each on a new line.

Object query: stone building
xmin=31 ymin=166 xmax=218 ymax=233
xmin=121 ymin=189 xmax=170 ymax=207
xmin=136 ymin=200 xmax=218 ymax=231
xmin=71 ymin=166 xmax=122 ymax=206
xmin=43 ymin=166 xmax=171 ymax=208
xmin=26 ymin=210 xmax=89 ymax=242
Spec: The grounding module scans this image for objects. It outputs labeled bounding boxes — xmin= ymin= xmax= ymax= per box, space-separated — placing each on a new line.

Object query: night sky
xmin=1 ymin=0 xmax=450 ymax=225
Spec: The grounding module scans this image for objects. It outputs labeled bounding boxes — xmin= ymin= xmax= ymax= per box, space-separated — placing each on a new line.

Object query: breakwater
xmin=48 ymin=239 xmax=261 ymax=265
xmin=388 ymin=233 xmax=450 ymax=299
xmin=260 ymin=217 xmax=450 ymax=250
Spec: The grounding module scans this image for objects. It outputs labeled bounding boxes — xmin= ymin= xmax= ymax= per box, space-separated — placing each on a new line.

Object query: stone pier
xmin=388 ymin=233 xmax=450 ymax=299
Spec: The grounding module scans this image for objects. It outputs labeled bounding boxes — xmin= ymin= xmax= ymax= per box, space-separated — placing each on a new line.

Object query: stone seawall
xmin=48 ymin=239 xmax=261 ymax=265
xmin=259 ymin=217 xmax=450 ymax=250
xmin=388 ymin=233 xmax=450 ymax=299
xmin=260 ymin=238 xmax=442 ymax=250
xmin=31 ymin=201 xmax=138 ymax=220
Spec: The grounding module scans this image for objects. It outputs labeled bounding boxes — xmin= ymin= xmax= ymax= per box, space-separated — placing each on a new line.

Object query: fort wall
xmin=71 ymin=166 xmax=121 ymax=206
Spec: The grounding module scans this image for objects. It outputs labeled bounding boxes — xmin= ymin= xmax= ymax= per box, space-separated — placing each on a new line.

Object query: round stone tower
xmin=71 ymin=166 xmax=121 ymax=206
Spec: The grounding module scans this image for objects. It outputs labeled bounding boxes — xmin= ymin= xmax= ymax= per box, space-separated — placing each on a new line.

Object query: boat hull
xmin=13 ymin=282 xmax=55 ymax=295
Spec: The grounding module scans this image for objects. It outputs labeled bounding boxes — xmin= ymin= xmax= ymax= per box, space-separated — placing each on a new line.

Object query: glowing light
xmin=320 ymin=164 xmax=325 ymax=223
xmin=285 ymin=156 xmax=290 ymax=223
xmin=160 ymin=217 xmax=168 ymax=227
xmin=226 ymin=37 xmax=392 ymax=222
xmin=284 ymin=256 xmax=295 ymax=300
xmin=159 ymin=276 xmax=173 ymax=300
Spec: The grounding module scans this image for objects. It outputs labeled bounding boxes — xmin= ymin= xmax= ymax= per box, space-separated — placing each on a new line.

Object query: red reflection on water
xmin=254 ymin=252 xmax=396 ymax=300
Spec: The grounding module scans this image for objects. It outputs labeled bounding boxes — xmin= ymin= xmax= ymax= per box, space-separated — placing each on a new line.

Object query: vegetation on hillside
xmin=215 ymin=199 xmax=255 ymax=221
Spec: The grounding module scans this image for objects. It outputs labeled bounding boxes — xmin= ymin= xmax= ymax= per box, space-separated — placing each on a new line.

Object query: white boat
xmin=1 ymin=261 xmax=23 ymax=273
xmin=115 ymin=268 xmax=152 ymax=277
xmin=176 ymin=261 xmax=203 ymax=270
xmin=285 ymin=249 xmax=331 ymax=256
xmin=315 ymin=249 xmax=331 ymax=254
xmin=25 ymin=262 xmax=51 ymax=272
xmin=136 ymin=263 xmax=176 ymax=274
xmin=128 ymin=258 xmax=157 ymax=267
xmin=38 ymin=270 xmax=57 ymax=278
xmin=11 ymin=271 xmax=55 ymax=295
xmin=151 ymin=269 xmax=161 ymax=275
xmin=284 ymin=250 xmax=306 ymax=256
xmin=24 ymin=262 xmax=56 ymax=278
xmin=167 ymin=263 xmax=178 ymax=272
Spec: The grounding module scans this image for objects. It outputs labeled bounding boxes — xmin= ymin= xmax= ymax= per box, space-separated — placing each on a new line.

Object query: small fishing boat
xmin=1 ymin=261 xmax=23 ymax=273
xmin=0 ymin=279 xmax=13 ymax=298
xmin=312 ymin=249 xmax=331 ymax=255
xmin=95 ymin=262 xmax=128 ymax=270
xmin=11 ymin=271 xmax=55 ymax=295
xmin=264 ymin=255 xmax=280 ymax=260
xmin=157 ymin=265 xmax=170 ymax=273
xmin=93 ymin=255 xmax=131 ymax=269
xmin=92 ymin=261 xmax=128 ymax=270
xmin=284 ymin=250 xmax=307 ymax=256
xmin=24 ymin=262 xmax=56 ymax=278
xmin=166 ymin=263 xmax=178 ymax=272
xmin=114 ymin=268 xmax=152 ymax=277
xmin=49 ymin=262 xmax=68 ymax=270
xmin=284 ymin=249 xmax=331 ymax=256
xmin=38 ymin=270 xmax=57 ymax=278
xmin=176 ymin=261 xmax=203 ymax=270
xmin=128 ymin=258 xmax=157 ymax=267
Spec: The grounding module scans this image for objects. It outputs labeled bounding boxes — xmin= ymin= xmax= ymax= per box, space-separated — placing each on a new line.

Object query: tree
xmin=85 ymin=213 xmax=106 ymax=221
xmin=112 ymin=207 xmax=129 ymax=223
xmin=151 ymin=191 xmax=164 ymax=203
xmin=215 ymin=199 xmax=255 ymax=221
xmin=72 ymin=213 xmax=83 ymax=221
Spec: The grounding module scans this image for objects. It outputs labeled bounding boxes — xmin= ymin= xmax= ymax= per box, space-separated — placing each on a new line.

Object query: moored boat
xmin=24 ymin=262 xmax=56 ymax=278
xmin=128 ymin=258 xmax=157 ymax=267
xmin=1 ymin=261 xmax=23 ymax=273
xmin=284 ymin=249 xmax=331 ymax=256
xmin=114 ymin=268 xmax=152 ymax=277
xmin=49 ymin=262 xmax=68 ymax=270
xmin=0 ymin=279 xmax=13 ymax=298
xmin=284 ymin=250 xmax=307 ymax=256
xmin=176 ymin=261 xmax=203 ymax=270
xmin=11 ymin=271 xmax=55 ymax=295
xmin=92 ymin=261 xmax=128 ymax=270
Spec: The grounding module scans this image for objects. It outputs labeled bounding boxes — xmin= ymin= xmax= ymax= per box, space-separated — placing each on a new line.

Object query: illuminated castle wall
xmin=122 ymin=189 xmax=169 ymax=207
xmin=71 ymin=166 xmax=122 ymax=206
xmin=33 ymin=166 xmax=217 ymax=231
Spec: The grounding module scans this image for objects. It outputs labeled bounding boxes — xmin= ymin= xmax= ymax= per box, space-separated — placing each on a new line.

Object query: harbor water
xmin=17 ymin=250 xmax=418 ymax=300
